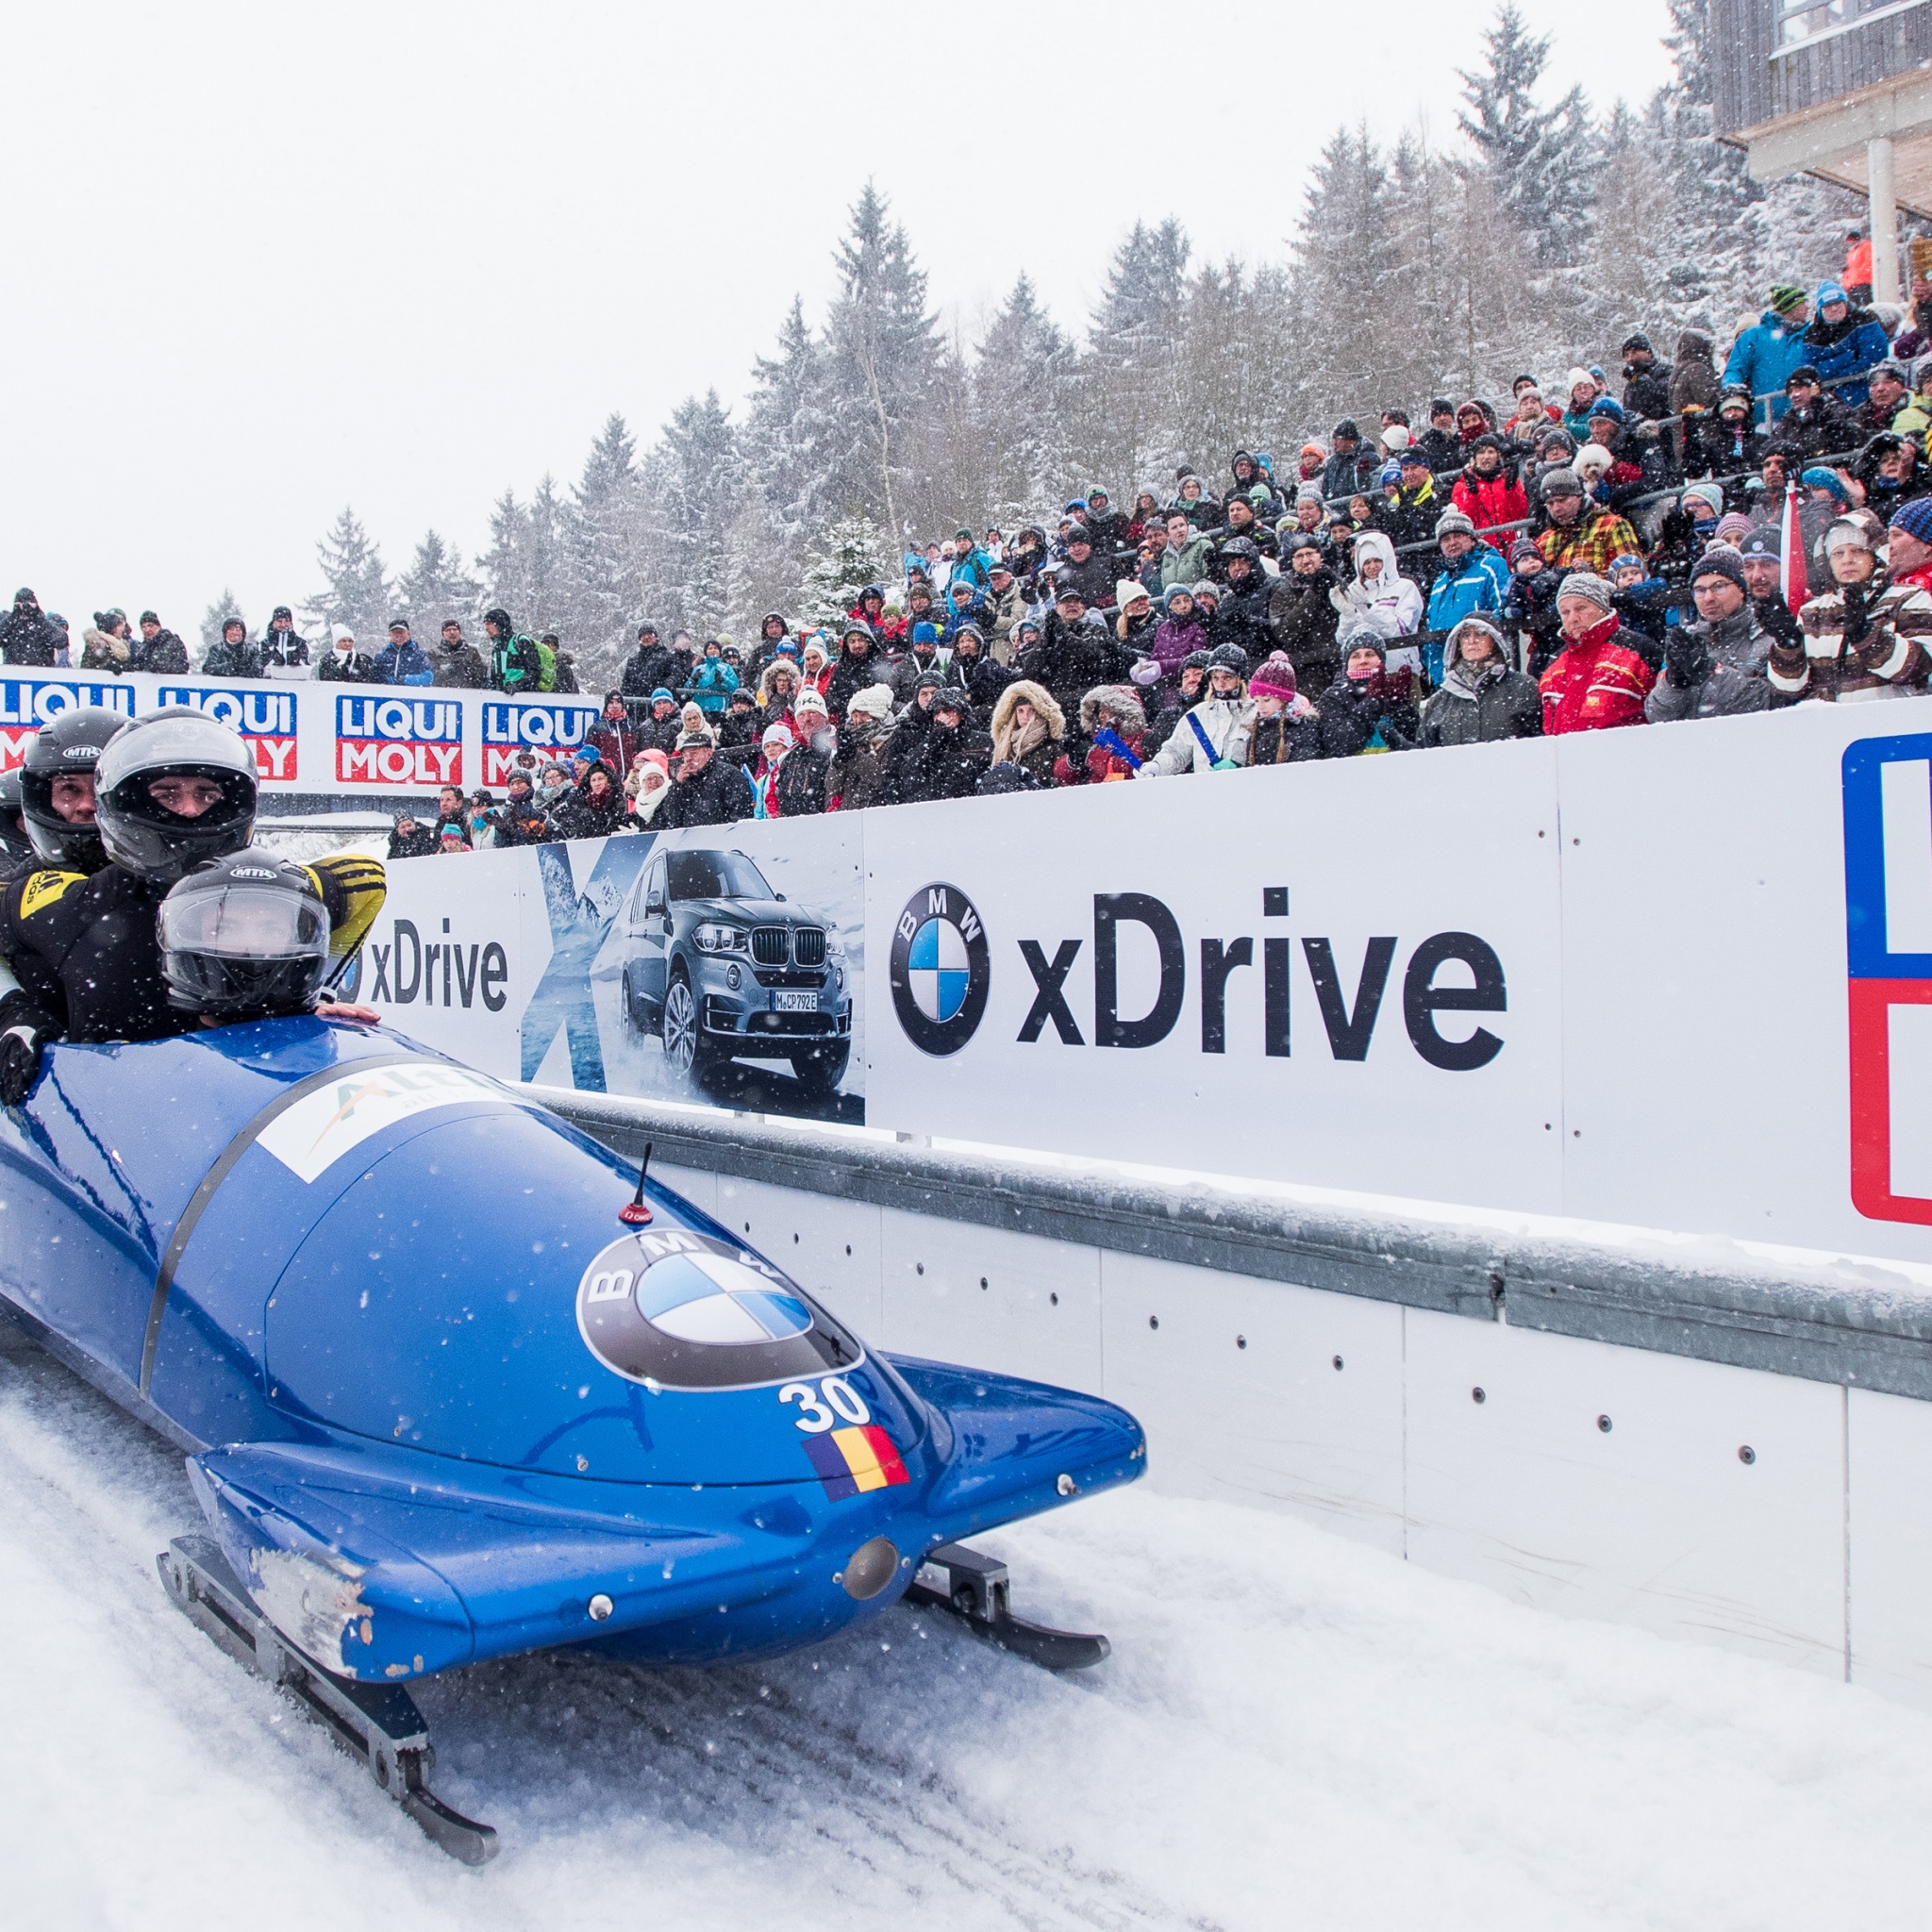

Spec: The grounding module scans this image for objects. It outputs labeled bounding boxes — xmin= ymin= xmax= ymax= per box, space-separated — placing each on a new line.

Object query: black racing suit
xmin=0 ymin=851 xmax=388 ymax=1049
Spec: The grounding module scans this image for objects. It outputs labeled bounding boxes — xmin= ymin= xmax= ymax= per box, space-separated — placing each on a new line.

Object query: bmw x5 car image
xmin=616 ymin=845 xmax=853 ymax=1092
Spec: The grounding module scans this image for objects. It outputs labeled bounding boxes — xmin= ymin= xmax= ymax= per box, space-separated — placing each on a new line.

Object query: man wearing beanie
xmin=1772 ymin=514 xmax=1932 ymax=702
xmin=1535 ymin=467 xmax=1642 ymax=578
xmin=1723 ymin=285 xmax=1813 ymax=422
xmin=1889 ymin=496 xmax=1932 ymax=594
xmin=1646 ymin=549 xmax=1773 ymax=723
xmin=1424 ymin=508 xmax=1509 ymax=685
xmin=1538 ymin=572 xmax=1656 ymax=733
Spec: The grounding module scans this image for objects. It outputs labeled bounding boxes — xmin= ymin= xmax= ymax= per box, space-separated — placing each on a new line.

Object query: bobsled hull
xmin=0 ymin=1021 xmax=1144 ymax=1679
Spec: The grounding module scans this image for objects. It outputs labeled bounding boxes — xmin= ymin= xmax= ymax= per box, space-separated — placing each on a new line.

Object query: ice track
xmin=6 ymin=1336 xmax=1932 ymax=1932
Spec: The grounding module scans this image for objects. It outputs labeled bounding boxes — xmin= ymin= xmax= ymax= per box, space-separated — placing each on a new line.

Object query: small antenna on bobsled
xmin=619 ymin=1142 xmax=654 ymax=1225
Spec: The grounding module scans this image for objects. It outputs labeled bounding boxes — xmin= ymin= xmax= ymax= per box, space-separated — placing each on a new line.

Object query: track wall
xmin=546 ymin=1091 xmax=1932 ymax=1709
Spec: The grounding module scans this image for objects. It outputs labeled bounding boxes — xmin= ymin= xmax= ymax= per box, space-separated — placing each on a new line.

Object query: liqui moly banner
xmin=0 ymin=677 xmax=137 ymax=769
xmin=480 ymin=697 xmax=601 ymax=787
xmin=0 ymin=669 xmax=612 ymax=795
xmin=335 ymin=694 xmax=465 ymax=789
xmin=358 ymin=696 xmax=1932 ymax=1268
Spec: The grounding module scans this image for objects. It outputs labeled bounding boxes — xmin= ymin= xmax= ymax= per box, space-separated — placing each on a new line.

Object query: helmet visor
xmin=159 ymin=883 xmax=326 ymax=961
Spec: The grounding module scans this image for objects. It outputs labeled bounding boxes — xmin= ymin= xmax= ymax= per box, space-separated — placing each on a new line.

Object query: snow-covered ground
xmin=5 ymin=1335 xmax=1930 ymax=1932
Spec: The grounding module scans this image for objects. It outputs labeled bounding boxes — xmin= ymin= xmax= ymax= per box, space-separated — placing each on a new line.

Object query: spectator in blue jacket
xmin=375 ymin=620 xmax=435 ymax=685
xmin=1423 ymin=510 xmax=1508 ymax=686
xmin=1723 ymin=287 xmax=1812 ymax=423
xmin=1801 ymin=279 xmax=1892 ymax=408
xmin=690 ymin=639 xmax=739 ymax=715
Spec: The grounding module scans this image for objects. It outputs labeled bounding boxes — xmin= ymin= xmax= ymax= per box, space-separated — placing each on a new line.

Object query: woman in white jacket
xmin=1330 ymin=529 xmax=1424 ymax=676
xmin=1139 ymin=645 xmax=1255 ymax=775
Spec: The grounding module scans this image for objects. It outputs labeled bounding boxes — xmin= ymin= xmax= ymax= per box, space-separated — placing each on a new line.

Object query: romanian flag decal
xmin=804 ymin=1424 xmax=909 ymax=1499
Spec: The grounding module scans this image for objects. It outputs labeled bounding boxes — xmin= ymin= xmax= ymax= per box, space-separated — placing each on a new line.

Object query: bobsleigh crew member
xmin=0 ymin=709 xmax=387 ymax=1102
xmin=0 ymin=707 xmax=129 ymax=1025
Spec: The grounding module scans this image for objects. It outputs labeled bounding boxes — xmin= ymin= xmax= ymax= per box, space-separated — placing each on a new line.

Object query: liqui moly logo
xmin=480 ymin=698 xmax=600 ymax=786
xmin=158 ymin=685 xmax=299 ymax=782
xmin=335 ymin=695 xmax=464 ymax=789
xmin=1844 ymin=733 xmax=1932 ymax=1224
xmin=0 ymin=679 xmax=135 ymax=773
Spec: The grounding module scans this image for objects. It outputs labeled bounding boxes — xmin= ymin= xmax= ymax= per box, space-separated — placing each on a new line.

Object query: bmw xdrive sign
xmin=889 ymin=882 xmax=990 ymax=1056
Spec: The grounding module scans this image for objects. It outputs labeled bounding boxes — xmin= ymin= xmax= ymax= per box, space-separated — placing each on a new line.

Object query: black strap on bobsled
xmin=139 ymin=1051 xmax=426 ymax=1397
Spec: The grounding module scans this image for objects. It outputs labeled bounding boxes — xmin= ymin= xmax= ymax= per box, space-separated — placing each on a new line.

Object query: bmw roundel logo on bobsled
xmin=890 ymin=881 xmax=990 ymax=1056
xmin=576 ymin=1226 xmax=863 ymax=1389
xmin=0 ymin=1015 xmax=1141 ymax=1863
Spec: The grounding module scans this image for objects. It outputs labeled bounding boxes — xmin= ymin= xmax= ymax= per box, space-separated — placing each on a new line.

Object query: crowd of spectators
xmin=19 ymin=265 xmax=1932 ymax=857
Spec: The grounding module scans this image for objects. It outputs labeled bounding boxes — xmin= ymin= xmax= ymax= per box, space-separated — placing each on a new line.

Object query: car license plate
xmin=774 ymin=991 xmax=816 ymax=1013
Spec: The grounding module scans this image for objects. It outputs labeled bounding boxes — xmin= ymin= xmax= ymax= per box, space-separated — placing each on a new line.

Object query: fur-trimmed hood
xmin=990 ymin=678 xmax=1065 ymax=741
xmin=1078 ymin=684 xmax=1146 ymax=735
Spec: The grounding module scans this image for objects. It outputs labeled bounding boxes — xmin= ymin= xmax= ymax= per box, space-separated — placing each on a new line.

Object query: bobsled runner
xmin=0 ymin=1020 xmax=1144 ymax=1862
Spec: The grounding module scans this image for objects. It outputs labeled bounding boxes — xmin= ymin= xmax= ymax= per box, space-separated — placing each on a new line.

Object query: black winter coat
xmin=1769 ymin=397 xmax=1855 ymax=467
xmin=1267 ymin=571 xmax=1343 ymax=693
xmin=1021 ymin=613 xmax=1127 ymax=713
xmin=1315 ymin=675 xmax=1417 ymax=757
xmin=655 ymin=757 xmax=753 ymax=828
xmin=1244 ymin=712 xmax=1322 ymax=764
xmin=0 ymin=603 xmax=61 ymax=666
xmin=1321 ymin=446 xmax=1378 ymax=503
xmin=203 ymin=636 xmax=264 ymax=679
xmin=1622 ymin=359 xmax=1674 ymax=421
xmin=619 ymin=643 xmax=680 ymax=702
xmin=433 ymin=641 xmax=489 ymax=688
xmin=1208 ymin=575 xmax=1272 ymax=664
xmin=954 ymin=651 xmax=1013 ymax=715
xmin=774 ymin=746 xmax=830 ymax=817
xmin=315 ymin=649 xmax=378 ymax=683
xmin=1056 ymin=551 xmax=1117 ymax=608
xmin=908 ymin=720 xmax=990 ymax=803
xmin=128 ymin=628 xmax=190 ymax=675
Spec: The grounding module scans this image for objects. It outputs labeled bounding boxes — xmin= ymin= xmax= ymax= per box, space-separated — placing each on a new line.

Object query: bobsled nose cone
xmin=839 ymin=1536 xmax=901 ymax=1601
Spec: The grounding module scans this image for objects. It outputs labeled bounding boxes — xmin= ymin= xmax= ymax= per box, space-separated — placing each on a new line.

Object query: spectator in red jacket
xmin=586 ymin=691 xmax=642 ymax=774
xmin=1451 ymin=435 xmax=1530 ymax=548
xmin=1539 ymin=573 xmax=1657 ymax=733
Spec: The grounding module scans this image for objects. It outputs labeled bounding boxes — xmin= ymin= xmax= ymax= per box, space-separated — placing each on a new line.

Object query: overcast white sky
xmin=0 ymin=1 xmax=1678 ymax=638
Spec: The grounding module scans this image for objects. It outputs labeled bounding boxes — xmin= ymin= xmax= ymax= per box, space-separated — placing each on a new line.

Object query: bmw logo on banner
xmin=890 ymin=882 xmax=990 ymax=1056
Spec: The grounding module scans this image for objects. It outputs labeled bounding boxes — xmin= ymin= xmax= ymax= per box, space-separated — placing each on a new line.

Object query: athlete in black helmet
xmin=0 ymin=772 xmax=28 ymax=866
xmin=158 ymin=849 xmax=338 ymax=1024
xmin=17 ymin=705 xmax=128 ymax=874
xmin=0 ymin=709 xmax=388 ymax=1099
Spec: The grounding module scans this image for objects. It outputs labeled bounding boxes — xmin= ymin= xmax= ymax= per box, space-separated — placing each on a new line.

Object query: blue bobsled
xmin=0 ymin=1019 xmax=1145 ymax=1859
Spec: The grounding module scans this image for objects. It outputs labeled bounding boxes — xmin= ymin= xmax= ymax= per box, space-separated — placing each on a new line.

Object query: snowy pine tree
xmin=564 ymin=412 xmax=643 ymax=677
xmin=974 ymin=274 xmax=1072 ymax=520
xmin=395 ymin=530 xmax=480 ymax=639
xmin=797 ymin=513 xmax=890 ymax=628
xmin=646 ymin=391 xmax=739 ymax=640
xmin=307 ymin=508 xmax=390 ymax=645
xmin=1457 ymin=5 xmax=1598 ymax=271
xmin=823 ymin=184 xmax=941 ymax=542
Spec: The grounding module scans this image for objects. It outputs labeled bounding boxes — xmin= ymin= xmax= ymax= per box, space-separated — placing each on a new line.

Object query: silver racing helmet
xmin=18 ymin=705 xmax=128 ymax=872
xmin=158 ymin=848 xmax=329 ymax=1020
xmin=92 ymin=708 xmax=258 ymax=884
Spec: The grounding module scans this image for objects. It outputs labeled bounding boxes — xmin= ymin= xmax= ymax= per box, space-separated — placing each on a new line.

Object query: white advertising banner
xmin=860 ymin=748 xmax=1567 ymax=1211
xmin=362 ymin=694 xmax=1932 ymax=1264
xmin=0 ymin=668 xmax=604 ymax=796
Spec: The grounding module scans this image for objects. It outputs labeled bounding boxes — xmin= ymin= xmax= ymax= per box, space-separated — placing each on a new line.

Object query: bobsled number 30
xmin=0 ymin=1022 xmax=1144 ymax=1862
